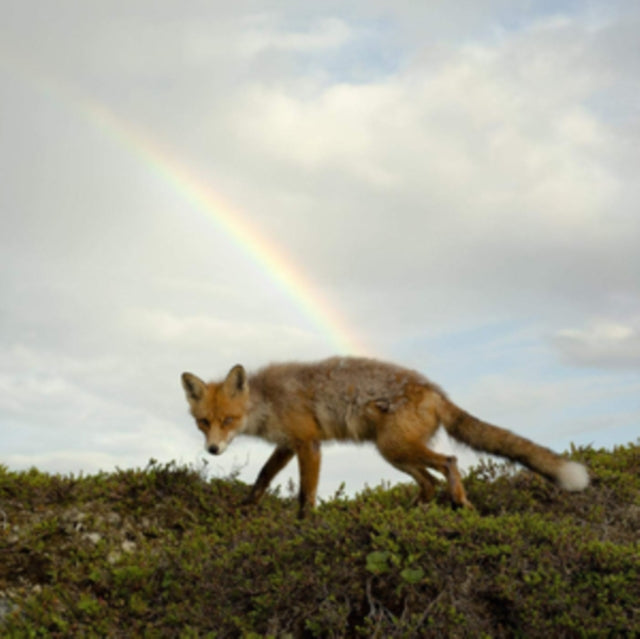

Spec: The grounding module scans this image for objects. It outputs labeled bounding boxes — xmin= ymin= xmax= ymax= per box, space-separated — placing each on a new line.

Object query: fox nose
xmin=208 ymin=444 xmax=220 ymax=455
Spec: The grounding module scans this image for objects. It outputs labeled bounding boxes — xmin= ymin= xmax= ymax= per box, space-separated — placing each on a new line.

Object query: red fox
xmin=181 ymin=356 xmax=589 ymax=518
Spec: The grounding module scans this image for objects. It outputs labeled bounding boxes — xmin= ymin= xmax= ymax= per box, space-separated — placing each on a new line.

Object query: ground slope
xmin=1 ymin=443 xmax=638 ymax=637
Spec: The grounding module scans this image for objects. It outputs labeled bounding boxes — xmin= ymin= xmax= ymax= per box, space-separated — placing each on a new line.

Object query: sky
xmin=1 ymin=0 xmax=638 ymax=499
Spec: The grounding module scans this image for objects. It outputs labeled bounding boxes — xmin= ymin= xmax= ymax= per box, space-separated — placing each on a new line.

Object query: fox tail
xmin=438 ymin=397 xmax=589 ymax=491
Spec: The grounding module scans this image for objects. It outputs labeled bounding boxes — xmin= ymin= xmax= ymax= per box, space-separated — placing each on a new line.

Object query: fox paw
xmin=454 ymin=497 xmax=475 ymax=511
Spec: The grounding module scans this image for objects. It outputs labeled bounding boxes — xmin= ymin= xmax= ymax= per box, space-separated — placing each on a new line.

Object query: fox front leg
xmin=295 ymin=440 xmax=321 ymax=519
xmin=243 ymin=445 xmax=295 ymax=506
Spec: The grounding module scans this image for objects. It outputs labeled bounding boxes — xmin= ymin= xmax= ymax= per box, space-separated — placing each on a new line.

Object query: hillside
xmin=1 ymin=443 xmax=638 ymax=637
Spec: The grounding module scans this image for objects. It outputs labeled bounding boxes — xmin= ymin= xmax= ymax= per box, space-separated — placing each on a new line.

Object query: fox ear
xmin=182 ymin=372 xmax=206 ymax=404
xmin=224 ymin=364 xmax=248 ymax=398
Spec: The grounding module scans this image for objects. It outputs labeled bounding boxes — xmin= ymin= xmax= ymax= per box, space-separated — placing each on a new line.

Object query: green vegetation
xmin=1 ymin=443 xmax=638 ymax=637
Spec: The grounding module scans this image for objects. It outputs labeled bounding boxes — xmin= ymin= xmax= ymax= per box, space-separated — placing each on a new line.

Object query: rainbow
xmin=5 ymin=56 xmax=369 ymax=356
xmin=85 ymin=100 xmax=369 ymax=355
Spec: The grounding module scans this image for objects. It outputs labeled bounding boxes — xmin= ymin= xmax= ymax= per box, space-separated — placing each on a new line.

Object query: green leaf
xmin=400 ymin=567 xmax=425 ymax=584
xmin=366 ymin=550 xmax=391 ymax=574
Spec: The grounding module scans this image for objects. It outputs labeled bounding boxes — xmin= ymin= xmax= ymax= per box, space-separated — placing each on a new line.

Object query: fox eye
xmin=222 ymin=416 xmax=235 ymax=427
xmin=197 ymin=418 xmax=210 ymax=430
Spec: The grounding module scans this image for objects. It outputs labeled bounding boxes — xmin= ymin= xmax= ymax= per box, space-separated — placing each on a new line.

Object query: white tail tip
xmin=557 ymin=461 xmax=590 ymax=491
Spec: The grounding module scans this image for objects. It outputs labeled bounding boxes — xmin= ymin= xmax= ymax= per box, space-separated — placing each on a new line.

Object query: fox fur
xmin=181 ymin=356 xmax=589 ymax=518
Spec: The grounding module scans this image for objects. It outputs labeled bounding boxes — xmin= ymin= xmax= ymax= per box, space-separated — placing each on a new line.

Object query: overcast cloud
xmin=1 ymin=0 xmax=638 ymax=498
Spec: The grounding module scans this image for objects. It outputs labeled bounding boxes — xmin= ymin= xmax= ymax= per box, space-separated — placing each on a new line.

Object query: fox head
xmin=181 ymin=365 xmax=249 ymax=455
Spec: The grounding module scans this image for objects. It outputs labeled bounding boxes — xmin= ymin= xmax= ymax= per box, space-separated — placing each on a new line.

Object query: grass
xmin=1 ymin=442 xmax=638 ymax=637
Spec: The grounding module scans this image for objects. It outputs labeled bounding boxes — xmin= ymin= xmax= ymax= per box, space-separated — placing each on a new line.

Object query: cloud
xmin=211 ymin=13 xmax=638 ymax=336
xmin=554 ymin=321 xmax=640 ymax=368
xmin=239 ymin=16 xmax=353 ymax=55
xmin=121 ymin=307 xmax=327 ymax=363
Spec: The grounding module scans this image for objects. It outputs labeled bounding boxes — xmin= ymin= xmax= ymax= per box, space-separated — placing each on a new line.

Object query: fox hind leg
xmin=416 ymin=445 xmax=473 ymax=509
xmin=377 ymin=437 xmax=473 ymax=509
xmin=408 ymin=466 xmax=438 ymax=505
xmin=377 ymin=448 xmax=438 ymax=505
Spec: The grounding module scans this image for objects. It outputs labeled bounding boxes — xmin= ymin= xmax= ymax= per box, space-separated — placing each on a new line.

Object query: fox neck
xmin=237 ymin=387 xmax=269 ymax=437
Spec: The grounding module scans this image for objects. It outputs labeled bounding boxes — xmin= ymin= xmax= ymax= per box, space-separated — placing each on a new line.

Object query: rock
xmin=121 ymin=540 xmax=136 ymax=553
xmin=84 ymin=532 xmax=102 ymax=544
